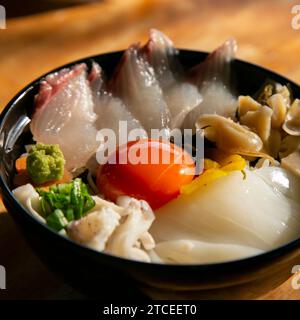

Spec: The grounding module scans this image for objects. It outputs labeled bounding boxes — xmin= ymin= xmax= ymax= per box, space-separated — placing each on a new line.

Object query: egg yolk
xmin=97 ymin=139 xmax=195 ymax=209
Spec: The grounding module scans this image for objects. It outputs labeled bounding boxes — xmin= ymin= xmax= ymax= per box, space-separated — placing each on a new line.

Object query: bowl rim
xmin=1 ymin=49 xmax=300 ymax=271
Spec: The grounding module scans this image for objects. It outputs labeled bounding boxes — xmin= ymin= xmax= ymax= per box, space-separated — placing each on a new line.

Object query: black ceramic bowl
xmin=1 ymin=50 xmax=300 ymax=300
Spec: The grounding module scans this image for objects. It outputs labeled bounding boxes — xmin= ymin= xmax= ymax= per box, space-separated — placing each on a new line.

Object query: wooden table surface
xmin=1 ymin=0 xmax=300 ymax=299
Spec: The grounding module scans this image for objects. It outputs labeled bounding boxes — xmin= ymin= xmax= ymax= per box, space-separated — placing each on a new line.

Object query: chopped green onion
xmin=65 ymin=208 xmax=74 ymax=222
xmin=71 ymin=178 xmax=84 ymax=219
xmin=46 ymin=209 xmax=68 ymax=231
xmin=84 ymin=196 xmax=95 ymax=213
xmin=40 ymin=197 xmax=51 ymax=217
xmin=57 ymin=183 xmax=73 ymax=194
xmin=36 ymin=178 xmax=95 ymax=231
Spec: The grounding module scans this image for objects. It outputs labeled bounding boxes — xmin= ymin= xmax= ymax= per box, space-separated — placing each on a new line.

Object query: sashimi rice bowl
xmin=3 ymin=29 xmax=300 ymax=270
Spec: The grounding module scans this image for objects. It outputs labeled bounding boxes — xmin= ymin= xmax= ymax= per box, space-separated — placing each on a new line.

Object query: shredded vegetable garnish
xmin=203 ymin=159 xmax=220 ymax=169
xmin=181 ymin=155 xmax=246 ymax=195
xmin=219 ymin=155 xmax=247 ymax=172
xmin=37 ymin=178 xmax=95 ymax=231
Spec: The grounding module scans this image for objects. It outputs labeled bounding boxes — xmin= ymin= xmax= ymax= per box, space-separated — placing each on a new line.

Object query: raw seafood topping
xmin=12 ymin=29 xmax=300 ymax=264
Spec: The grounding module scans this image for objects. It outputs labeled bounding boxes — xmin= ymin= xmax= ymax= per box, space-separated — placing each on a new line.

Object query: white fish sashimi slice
xmin=88 ymin=61 xmax=105 ymax=95
xmin=89 ymin=62 xmax=145 ymax=138
xmin=151 ymin=167 xmax=300 ymax=251
xmin=143 ymin=29 xmax=181 ymax=87
xmin=164 ymin=83 xmax=202 ymax=128
xmin=190 ymin=37 xmax=237 ymax=86
xmin=85 ymin=62 xmax=147 ymax=175
xmin=143 ymin=29 xmax=202 ymax=128
xmin=184 ymin=81 xmax=237 ymax=126
xmin=95 ymin=94 xmax=146 ymax=139
xmin=31 ymin=63 xmax=98 ymax=171
xmin=110 ymin=44 xmax=170 ymax=135
xmin=153 ymin=240 xmax=263 ymax=264
xmin=183 ymin=38 xmax=238 ymax=128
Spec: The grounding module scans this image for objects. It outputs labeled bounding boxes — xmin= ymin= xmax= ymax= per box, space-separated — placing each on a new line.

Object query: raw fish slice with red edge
xmin=183 ymin=38 xmax=238 ymax=129
xmin=31 ymin=63 xmax=98 ymax=171
xmin=89 ymin=61 xmax=145 ymax=140
xmin=88 ymin=61 xmax=105 ymax=96
xmin=143 ymin=29 xmax=202 ymax=128
xmin=110 ymin=44 xmax=171 ymax=136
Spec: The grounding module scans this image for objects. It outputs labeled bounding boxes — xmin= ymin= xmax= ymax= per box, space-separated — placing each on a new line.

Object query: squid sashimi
xmin=31 ymin=64 xmax=98 ymax=171
xmin=151 ymin=166 xmax=300 ymax=254
xmin=183 ymin=38 xmax=238 ymax=129
xmin=143 ymin=29 xmax=202 ymax=128
xmin=153 ymin=240 xmax=263 ymax=264
xmin=110 ymin=44 xmax=171 ymax=135
xmin=89 ymin=62 xmax=145 ymax=137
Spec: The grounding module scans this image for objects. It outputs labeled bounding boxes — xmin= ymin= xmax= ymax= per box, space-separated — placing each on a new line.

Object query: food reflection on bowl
xmin=1 ymin=29 xmax=300 ymax=298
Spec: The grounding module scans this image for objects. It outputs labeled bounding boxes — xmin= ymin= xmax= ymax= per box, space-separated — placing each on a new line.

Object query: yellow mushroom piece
xmin=281 ymin=151 xmax=300 ymax=177
xmin=279 ymin=135 xmax=300 ymax=159
xmin=267 ymin=93 xmax=288 ymax=129
xmin=265 ymin=129 xmax=282 ymax=158
xmin=275 ymin=84 xmax=291 ymax=106
xmin=283 ymin=99 xmax=300 ymax=136
xmin=257 ymin=83 xmax=275 ymax=105
xmin=238 ymin=95 xmax=260 ymax=117
xmin=196 ymin=114 xmax=263 ymax=154
xmin=240 ymin=105 xmax=273 ymax=143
